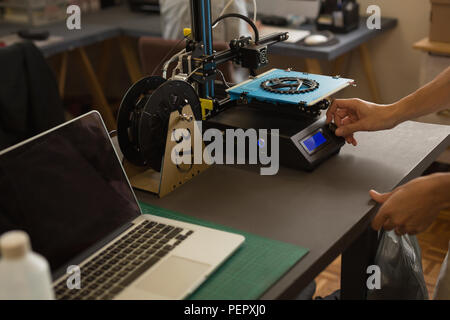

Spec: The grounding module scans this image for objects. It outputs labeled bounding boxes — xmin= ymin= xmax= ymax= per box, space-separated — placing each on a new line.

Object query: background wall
xmin=351 ymin=0 xmax=431 ymax=103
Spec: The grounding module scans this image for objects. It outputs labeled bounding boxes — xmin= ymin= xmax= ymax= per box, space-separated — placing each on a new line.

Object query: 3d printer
xmin=117 ymin=0 xmax=354 ymax=197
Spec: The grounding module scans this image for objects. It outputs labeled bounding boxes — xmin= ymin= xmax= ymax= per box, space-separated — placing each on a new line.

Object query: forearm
xmin=389 ymin=66 xmax=450 ymax=125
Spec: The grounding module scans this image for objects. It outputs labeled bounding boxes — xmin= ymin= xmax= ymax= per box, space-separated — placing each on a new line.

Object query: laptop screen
xmin=0 ymin=112 xmax=141 ymax=273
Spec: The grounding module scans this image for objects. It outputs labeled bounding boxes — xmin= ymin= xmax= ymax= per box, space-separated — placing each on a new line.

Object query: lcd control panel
xmin=300 ymin=130 xmax=329 ymax=154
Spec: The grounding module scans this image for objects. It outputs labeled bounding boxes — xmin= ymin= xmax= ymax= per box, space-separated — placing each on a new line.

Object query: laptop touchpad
xmin=136 ymin=255 xmax=211 ymax=299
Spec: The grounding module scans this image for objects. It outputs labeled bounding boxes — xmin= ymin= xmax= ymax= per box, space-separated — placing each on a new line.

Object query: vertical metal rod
xmin=189 ymin=0 xmax=215 ymax=99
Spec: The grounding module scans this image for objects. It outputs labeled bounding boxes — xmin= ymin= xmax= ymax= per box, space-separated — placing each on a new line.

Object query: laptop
xmin=0 ymin=111 xmax=244 ymax=300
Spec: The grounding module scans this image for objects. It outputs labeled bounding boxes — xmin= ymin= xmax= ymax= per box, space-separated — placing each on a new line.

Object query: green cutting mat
xmin=140 ymin=202 xmax=309 ymax=300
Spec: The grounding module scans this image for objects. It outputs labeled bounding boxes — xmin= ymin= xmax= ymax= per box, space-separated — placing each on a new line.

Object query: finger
xmin=336 ymin=108 xmax=350 ymax=119
xmin=371 ymin=208 xmax=390 ymax=231
xmin=335 ymin=121 xmax=365 ymax=137
xmin=343 ymin=133 xmax=357 ymax=146
xmin=326 ymin=100 xmax=340 ymax=123
xmin=382 ymin=218 xmax=396 ymax=231
xmin=327 ymin=100 xmax=354 ymax=123
xmin=327 ymin=99 xmax=361 ymax=124
xmin=326 ymin=110 xmax=332 ymax=123
xmin=348 ymin=112 xmax=359 ymax=122
xmin=404 ymin=223 xmax=423 ymax=235
xmin=394 ymin=226 xmax=407 ymax=236
xmin=340 ymin=119 xmax=358 ymax=146
xmin=341 ymin=115 xmax=353 ymax=126
xmin=345 ymin=134 xmax=355 ymax=141
xmin=334 ymin=113 xmax=343 ymax=127
xmin=345 ymin=135 xmax=357 ymax=146
xmin=369 ymin=190 xmax=392 ymax=204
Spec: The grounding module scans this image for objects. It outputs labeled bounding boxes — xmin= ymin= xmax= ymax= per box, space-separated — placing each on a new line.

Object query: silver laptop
xmin=0 ymin=111 xmax=244 ymax=300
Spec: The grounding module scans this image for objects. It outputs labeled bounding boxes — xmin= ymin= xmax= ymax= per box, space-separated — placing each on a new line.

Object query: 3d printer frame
xmin=180 ymin=0 xmax=288 ymax=117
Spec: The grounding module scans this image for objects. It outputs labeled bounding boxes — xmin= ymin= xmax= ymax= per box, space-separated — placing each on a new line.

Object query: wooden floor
xmin=313 ymin=209 xmax=450 ymax=299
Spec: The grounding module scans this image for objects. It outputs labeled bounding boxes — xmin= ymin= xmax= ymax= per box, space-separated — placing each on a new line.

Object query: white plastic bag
xmin=367 ymin=230 xmax=429 ymax=300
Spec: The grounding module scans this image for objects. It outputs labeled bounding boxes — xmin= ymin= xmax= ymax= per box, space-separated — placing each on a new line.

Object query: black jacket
xmin=0 ymin=41 xmax=64 ymax=150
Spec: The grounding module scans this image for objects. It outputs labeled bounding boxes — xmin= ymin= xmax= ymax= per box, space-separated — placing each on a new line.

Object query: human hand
xmin=326 ymin=99 xmax=397 ymax=146
xmin=370 ymin=174 xmax=449 ymax=235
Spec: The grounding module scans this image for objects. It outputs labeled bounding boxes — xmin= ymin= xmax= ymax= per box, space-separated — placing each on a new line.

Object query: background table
xmin=0 ymin=20 xmax=121 ymax=129
xmin=137 ymin=121 xmax=449 ymax=299
xmin=414 ymin=37 xmax=450 ymax=56
xmin=0 ymin=6 xmax=398 ymax=125
xmin=82 ymin=7 xmax=397 ymax=102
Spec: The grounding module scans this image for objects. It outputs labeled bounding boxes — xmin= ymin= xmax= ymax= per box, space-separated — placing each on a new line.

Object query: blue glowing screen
xmin=303 ymin=131 xmax=327 ymax=152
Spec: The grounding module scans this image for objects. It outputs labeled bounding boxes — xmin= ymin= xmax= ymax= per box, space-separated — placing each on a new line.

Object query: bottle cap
xmin=0 ymin=230 xmax=31 ymax=259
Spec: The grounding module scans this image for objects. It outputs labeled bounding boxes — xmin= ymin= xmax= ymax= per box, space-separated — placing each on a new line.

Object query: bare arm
xmin=391 ymin=66 xmax=450 ymax=125
xmin=325 ymin=67 xmax=450 ymax=235
xmin=326 ymin=66 xmax=450 ymax=145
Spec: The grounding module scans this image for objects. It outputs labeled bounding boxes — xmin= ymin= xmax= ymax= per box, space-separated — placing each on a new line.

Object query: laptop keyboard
xmin=54 ymin=220 xmax=194 ymax=300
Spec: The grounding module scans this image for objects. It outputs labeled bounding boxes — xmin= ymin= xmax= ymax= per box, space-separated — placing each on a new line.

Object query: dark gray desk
xmin=0 ymin=7 xmax=159 ymax=56
xmin=80 ymin=7 xmax=397 ymax=102
xmin=82 ymin=6 xmax=161 ymax=38
xmin=0 ymin=21 xmax=119 ymax=57
xmin=37 ymin=23 xmax=119 ymax=58
xmin=271 ymin=18 xmax=397 ymax=60
xmin=1 ymin=6 xmax=397 ymax=60
xmin=80 ymin=7 xmax=397 ymax=60
xmin=137 ymin=121 xmax=449 ymax=299
xmin=83 ymin=6 xmax=396 ymax=102
xmin=0 ymin=19 xmax=122 ymax=129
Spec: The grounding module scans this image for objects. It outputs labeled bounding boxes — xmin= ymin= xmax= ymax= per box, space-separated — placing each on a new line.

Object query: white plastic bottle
xmin=0 ymin=230 xmax=54 ymax=300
